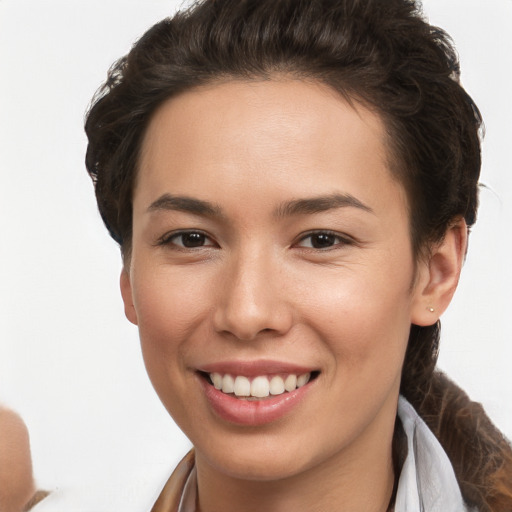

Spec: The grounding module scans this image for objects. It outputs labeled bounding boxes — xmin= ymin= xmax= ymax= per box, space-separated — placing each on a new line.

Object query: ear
xmin=120 ymin=268 xmax=138 ymax=325
xmin=411 ymin=218 xmax=468 ymax=326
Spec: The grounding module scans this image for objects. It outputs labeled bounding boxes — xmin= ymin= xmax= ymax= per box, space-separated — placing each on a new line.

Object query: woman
xmin=65 ymin=0 xmax=512 ymax=510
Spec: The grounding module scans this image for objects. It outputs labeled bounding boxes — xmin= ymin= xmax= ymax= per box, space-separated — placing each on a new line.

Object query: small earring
xmin=427 ymin=307 xmax=435 ymax=313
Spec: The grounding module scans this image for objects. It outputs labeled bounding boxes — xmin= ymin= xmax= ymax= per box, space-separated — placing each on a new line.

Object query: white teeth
xmin=269 ymin=376 xmax=285 ymax=395
xmin=211 ymin=372 xmax=223 ymax=390
xmin=234 ymin=376 xmax=251 ymax=397
xmin=221 ymin=374 xmax=235 ymax=393
xmin=209 ymin=372 xmax=313 ymax=398
xmin=284 ymin=374 xmax=297 ymax=392
xmin=297 ymin=373 xmax=310 ymax=387
xmin=251 ymin=376 xmax=270 ymax=398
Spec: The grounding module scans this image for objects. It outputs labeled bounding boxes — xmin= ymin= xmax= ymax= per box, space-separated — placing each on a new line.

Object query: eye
xmin=159 ymin=230 xmax=216 ymax=249
xmin=296 ymin=231 xmax=350 ymax=250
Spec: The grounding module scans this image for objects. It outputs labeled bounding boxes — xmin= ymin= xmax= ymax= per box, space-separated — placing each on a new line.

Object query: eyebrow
xmin=147 ymin=194 xmax=223 ymax=217
xmin=274 ymin=193 xmax=374 ymax=218
xmin=147 ymin=192 xmax=373 ymax=219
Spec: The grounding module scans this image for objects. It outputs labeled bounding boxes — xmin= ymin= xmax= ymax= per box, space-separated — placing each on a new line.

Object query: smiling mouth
xmin=200 ymin=371 xmax=320 ymax=400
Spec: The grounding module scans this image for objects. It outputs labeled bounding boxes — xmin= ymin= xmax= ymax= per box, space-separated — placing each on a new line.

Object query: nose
xmin=212 ymin=251 xmax=293 ymax=341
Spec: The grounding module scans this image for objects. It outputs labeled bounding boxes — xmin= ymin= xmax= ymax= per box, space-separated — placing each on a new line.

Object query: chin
xmin=202 ymin=444 xmax=313 ymax=482
xmin=192 ymin=421 xmax=342 ymax=484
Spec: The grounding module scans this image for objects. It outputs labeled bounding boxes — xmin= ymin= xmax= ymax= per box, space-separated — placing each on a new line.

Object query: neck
xmin=195 ymin=412 xmax=396 ymax=512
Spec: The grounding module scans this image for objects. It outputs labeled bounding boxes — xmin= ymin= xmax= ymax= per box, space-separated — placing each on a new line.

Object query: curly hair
xmin=85 ymin=0 xmax=512 ymax=509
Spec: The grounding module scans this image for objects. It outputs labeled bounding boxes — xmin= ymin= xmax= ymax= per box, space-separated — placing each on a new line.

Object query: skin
xmin=121 ymin=79 xmax=466 ymax=512
xmin=0 ymin=406 xmax=36 ymax=512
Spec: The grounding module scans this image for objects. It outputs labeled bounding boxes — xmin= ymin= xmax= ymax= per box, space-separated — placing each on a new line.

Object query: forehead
xmin=136 ymin=79 xmax=405 ymax=217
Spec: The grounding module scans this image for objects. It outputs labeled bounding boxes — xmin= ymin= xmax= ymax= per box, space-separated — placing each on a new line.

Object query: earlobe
xmin=120 ymin=268 xmax=138 ymax=325
xmin=411 ymin=218 xmax=468 ymax=326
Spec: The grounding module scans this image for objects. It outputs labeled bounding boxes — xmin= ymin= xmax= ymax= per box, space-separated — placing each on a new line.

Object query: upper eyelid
xmin=295 ymin=230 xmax=353 ymax=243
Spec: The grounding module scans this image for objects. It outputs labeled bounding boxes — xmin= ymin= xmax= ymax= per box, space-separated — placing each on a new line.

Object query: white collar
xmin=395 ymin=396 xmax=469 ymax=512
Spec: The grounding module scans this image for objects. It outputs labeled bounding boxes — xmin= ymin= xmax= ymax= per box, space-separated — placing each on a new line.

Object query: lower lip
xmin=200 ymin=376 xmax=314 ymax=426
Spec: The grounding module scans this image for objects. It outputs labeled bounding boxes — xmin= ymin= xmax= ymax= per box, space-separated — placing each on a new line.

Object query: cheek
xmin=131 ymin=266 xmax=214 ymax=379
xmin=297 ymin=258 xmax=414 ymax=369
xmin=130 ymin=269 xmax=215 ymax=427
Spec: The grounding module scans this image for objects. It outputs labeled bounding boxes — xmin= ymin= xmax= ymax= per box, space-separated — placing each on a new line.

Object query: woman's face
xmin=122 ymin=79 xmax=429 ymax=481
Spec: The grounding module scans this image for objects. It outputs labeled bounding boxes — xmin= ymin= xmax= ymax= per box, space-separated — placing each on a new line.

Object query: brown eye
xmin=309 ymin=233 xmax=336 ymax=248
xmin=180 ymin=232 xmax=207 ymax=247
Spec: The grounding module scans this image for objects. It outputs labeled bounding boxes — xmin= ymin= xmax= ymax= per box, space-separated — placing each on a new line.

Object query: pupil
xmin=312 ymin=233 xmax=335 ymax=248
xmin=183 ymin=232 xmax=205 ymax=247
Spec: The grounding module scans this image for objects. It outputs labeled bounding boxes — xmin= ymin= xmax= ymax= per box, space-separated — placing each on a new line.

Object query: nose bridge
xmin=213 ymin=243 xmax=291 ymax=340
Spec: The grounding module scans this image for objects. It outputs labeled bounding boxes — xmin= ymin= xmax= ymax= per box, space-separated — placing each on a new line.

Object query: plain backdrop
xmin=1 ymin=0 xmax=511 ymax=495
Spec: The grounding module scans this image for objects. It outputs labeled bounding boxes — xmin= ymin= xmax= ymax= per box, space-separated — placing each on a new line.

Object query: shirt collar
xmin=394 ymin=396 xmax=469 ymax=512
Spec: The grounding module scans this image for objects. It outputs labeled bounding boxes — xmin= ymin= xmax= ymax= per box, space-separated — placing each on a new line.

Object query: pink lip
xmin=196 ymin=360 xmax=317 ymax=426
xmin=198 ymin=359 xmax=315 ymax=377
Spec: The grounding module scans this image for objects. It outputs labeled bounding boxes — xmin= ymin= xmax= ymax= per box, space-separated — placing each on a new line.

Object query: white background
xmin=1 ymin=0 xmax=511 ymax=495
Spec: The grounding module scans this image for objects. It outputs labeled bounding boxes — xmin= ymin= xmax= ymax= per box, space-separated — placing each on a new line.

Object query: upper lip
xmin=197 ymin=359 xmax=317 ymax=377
